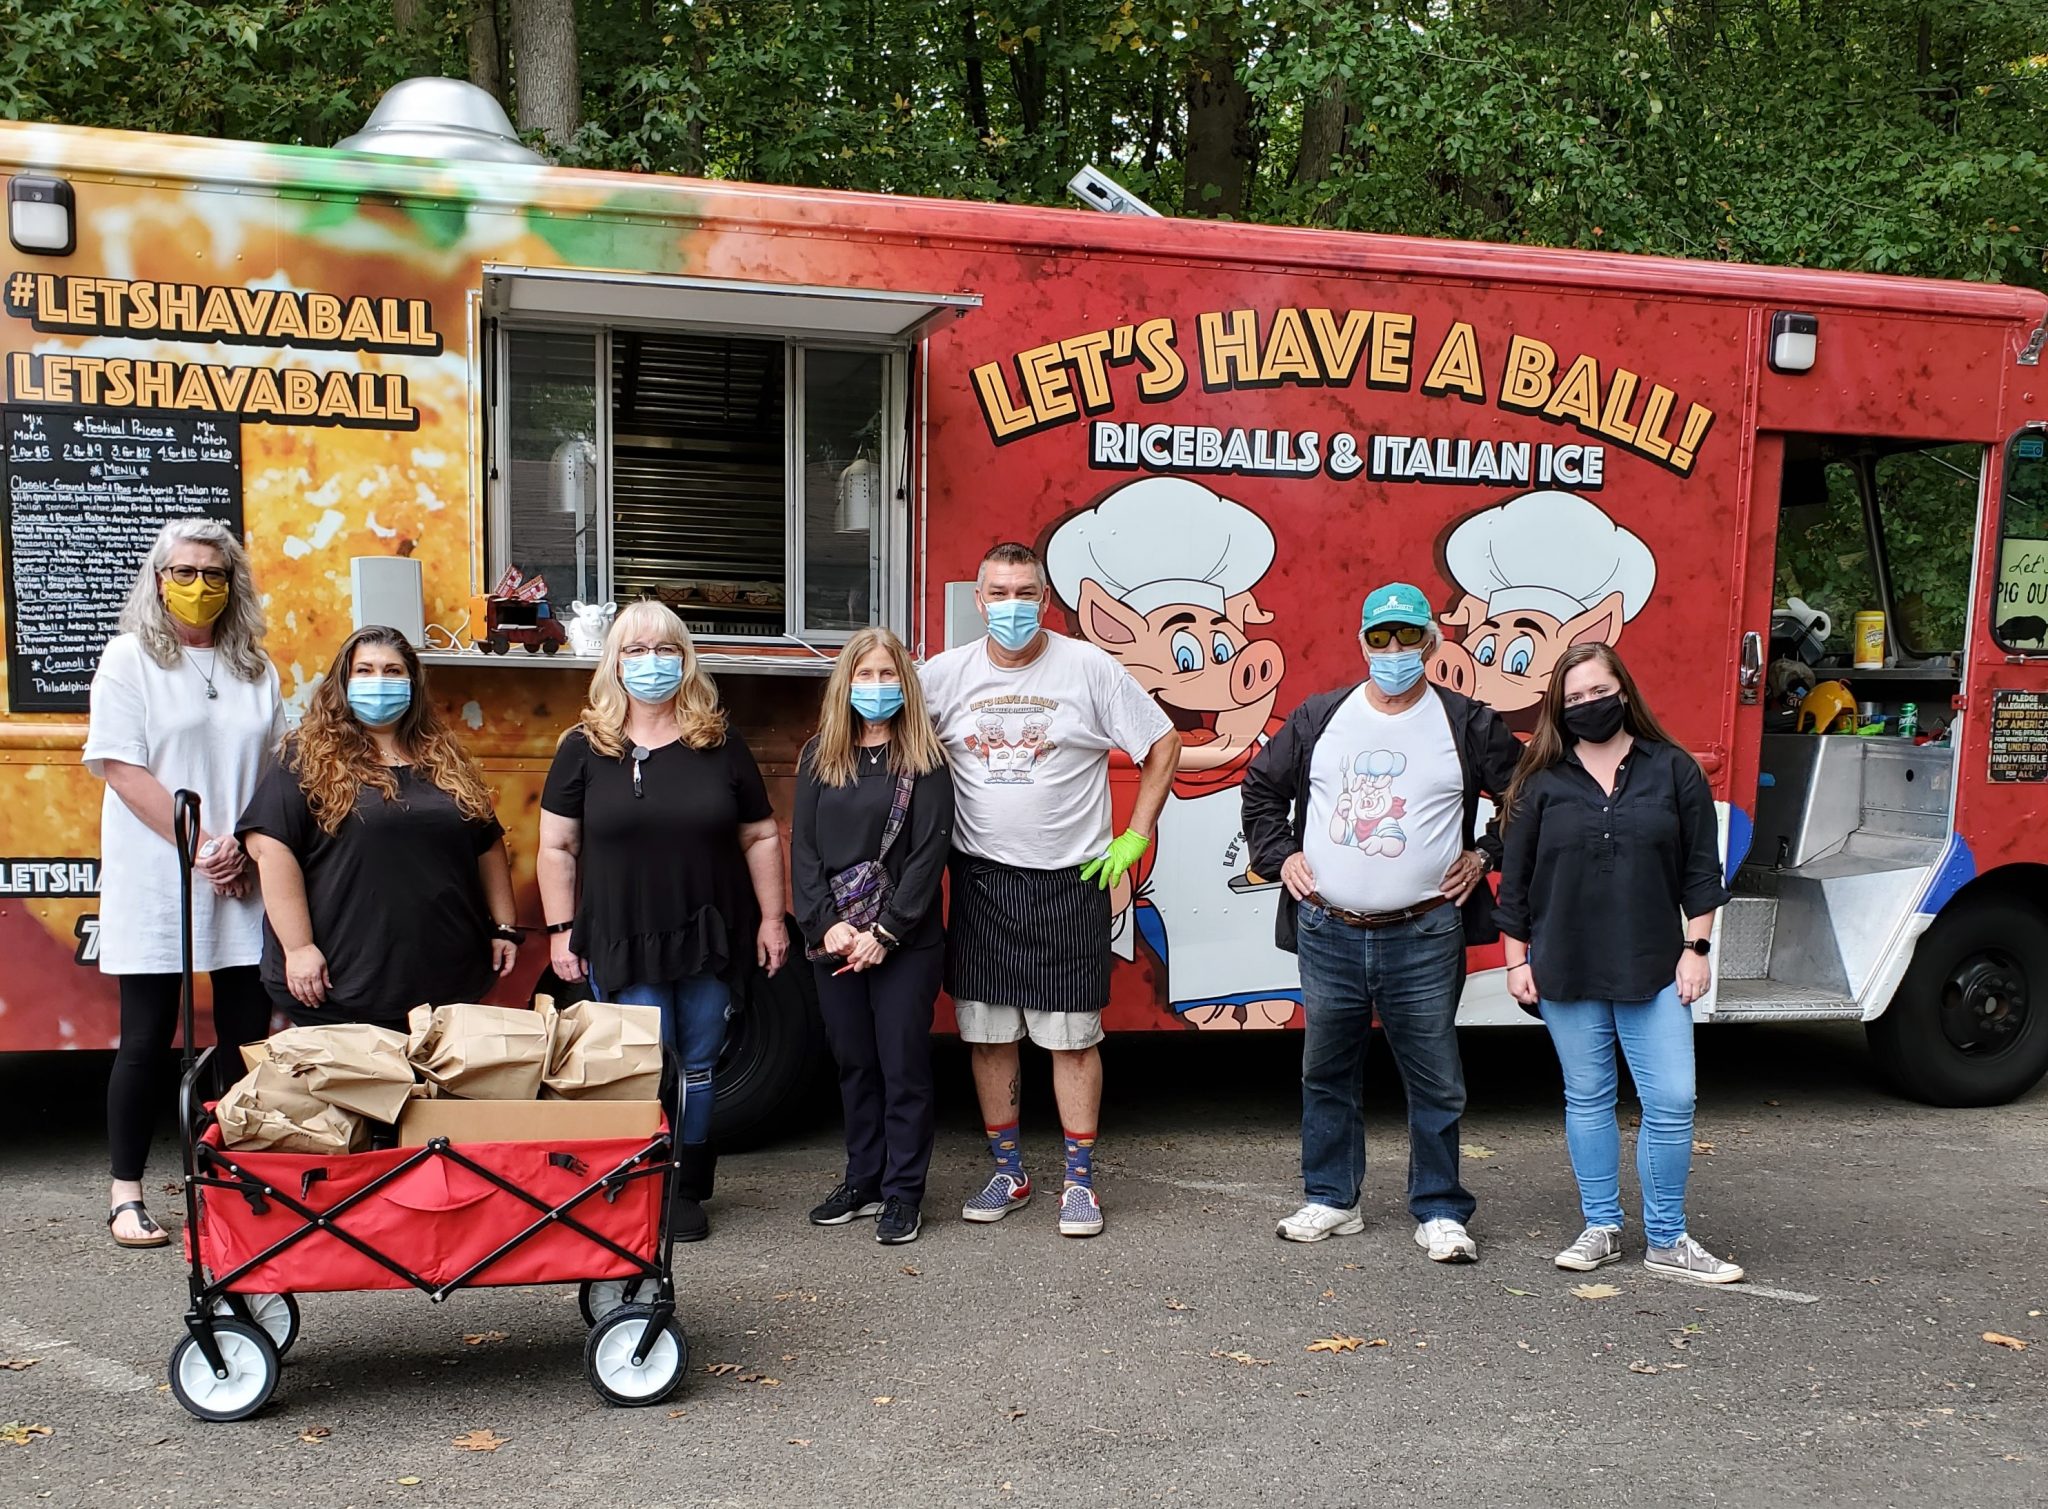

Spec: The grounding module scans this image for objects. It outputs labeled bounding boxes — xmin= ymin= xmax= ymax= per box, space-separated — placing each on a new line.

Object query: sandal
xmin=108 ymin=1200 xmax=169 ymax=1250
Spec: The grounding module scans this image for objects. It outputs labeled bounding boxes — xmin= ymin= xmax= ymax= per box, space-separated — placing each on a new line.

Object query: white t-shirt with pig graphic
xmin=1303 ymin=686 xmax=1465 ymax=915
xmin=922 ymin=632 xmax=1174 ymax=870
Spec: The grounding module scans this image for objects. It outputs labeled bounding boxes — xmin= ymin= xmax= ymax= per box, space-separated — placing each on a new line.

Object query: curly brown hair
xmin=289 ymin=625 xmax=496 ymax=835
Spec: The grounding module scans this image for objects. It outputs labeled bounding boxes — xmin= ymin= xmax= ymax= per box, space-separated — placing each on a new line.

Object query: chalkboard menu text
xmin=3 ymin=406 xmax=243 ymax=712
xmin=1988 ymin=689 xmax=2048 ymax=783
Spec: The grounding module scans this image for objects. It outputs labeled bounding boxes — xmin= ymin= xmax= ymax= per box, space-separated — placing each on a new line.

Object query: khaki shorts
xmin=955 ymin=999 xmax=1105 ymax=1051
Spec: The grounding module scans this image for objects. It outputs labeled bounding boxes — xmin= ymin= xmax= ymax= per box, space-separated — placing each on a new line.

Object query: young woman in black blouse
xmin=1496 ymin=643 xmax=1742 ymax=1285
xmin=793 ymin=627 xmax=953 ymax=1246
xmin=240 ymin=625 xmax=518 ymax=1028
xmin=537 ymin=600 xmax=787 ymax=1243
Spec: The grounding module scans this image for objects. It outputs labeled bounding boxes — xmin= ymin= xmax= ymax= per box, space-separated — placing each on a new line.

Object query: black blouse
xmin=541 ymin=728 xmax=774 ymax=989
xmin=1495 ymin=737 xmax=1731 ymax=1005
xmin=791 ymin=740 xmax=954 ymax=955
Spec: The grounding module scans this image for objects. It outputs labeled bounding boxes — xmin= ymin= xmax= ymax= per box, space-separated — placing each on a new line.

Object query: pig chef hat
xmin=1046 ymin=477 xmax=1276 ymax=617
xmin=1441 ymin=489 xmax=1656 ymax=624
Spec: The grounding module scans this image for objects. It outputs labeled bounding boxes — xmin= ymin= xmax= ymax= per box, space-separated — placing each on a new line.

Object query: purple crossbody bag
xmin=806 ymin=770 xmax=916 ymax=961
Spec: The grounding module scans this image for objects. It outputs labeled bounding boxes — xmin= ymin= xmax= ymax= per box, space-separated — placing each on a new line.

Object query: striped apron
xmin=945 ymin=852 xmax=1112 ymax=1013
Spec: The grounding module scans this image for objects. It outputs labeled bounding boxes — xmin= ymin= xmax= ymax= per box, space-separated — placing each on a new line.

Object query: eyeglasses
xmin=1362 ymin=624 xmax=1428 ymax=650
xmin=163 ymin=566 xmax=229 ymax=588
xmin=621 ymin=643 xmax=683 ymax=659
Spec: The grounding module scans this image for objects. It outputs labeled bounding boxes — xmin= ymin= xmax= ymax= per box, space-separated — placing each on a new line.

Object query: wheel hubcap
xmin=593 ymin=1318 xmax=678 ymax=1398
xmin=179 ymin=1331 xmax=266 ymax=1409
xmin=1939 ymin=950 xmax=2029 ymax=1056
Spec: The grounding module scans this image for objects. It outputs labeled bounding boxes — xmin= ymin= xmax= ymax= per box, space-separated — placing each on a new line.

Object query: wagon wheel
xmin=486 ymin=634 xmax=510 ymax=655
xmin=214 ymin=1292 xmax=301 ymax=1357
xmin=168 ymin=1318 xmax=279 ymax=1422
xmin=584 ymin=1305 xmax=687 ymax=1407
xmin=578 ymin=1277 xmax=647 ymax=1328
xmin=541 ymin=638 xmax=560 ymax=655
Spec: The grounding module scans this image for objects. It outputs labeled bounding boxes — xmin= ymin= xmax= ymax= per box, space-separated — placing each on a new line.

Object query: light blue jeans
xmin=591 ymin=973 xmax=731 ymax=1146
xmin=1538 ymin=984 xmax=1696 ymax=1248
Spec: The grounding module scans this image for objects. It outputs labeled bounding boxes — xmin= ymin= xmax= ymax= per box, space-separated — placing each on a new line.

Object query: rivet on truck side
xmin=1 ymin=107 xmax=2044 ymax=1128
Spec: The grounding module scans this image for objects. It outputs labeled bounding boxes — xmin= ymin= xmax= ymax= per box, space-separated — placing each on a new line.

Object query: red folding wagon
xmin=163 ymin=792 xmax=688 ymax=1420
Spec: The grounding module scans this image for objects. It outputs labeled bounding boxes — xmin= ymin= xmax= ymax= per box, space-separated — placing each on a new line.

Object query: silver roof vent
xmin=335 ymin=77 xmax=544 ymax=166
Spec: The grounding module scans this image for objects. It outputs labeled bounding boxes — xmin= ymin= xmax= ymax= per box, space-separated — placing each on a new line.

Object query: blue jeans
xmin=1295 ymin=899 xmax=1474 ymax=1222
xmin=1538 ymin=984 xmax=1695 ymax=1248
xmin=592 ymin=973 xmax=731 ymax=1147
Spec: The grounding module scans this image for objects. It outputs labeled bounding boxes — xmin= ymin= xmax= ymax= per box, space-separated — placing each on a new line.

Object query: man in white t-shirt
xmin=1242 ymin=582 xmax=1522 ymax=1261
xmin=921 ymin=542 xmax=1179 ymax=1239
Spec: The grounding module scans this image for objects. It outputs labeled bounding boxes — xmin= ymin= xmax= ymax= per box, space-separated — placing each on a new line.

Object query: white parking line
xmin=0 ymin=1314 xmax=157 ymax=1393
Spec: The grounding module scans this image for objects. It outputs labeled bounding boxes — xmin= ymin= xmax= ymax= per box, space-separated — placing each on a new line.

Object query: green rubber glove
xmin=1080 ymin=829 xmax=1151 ymax=890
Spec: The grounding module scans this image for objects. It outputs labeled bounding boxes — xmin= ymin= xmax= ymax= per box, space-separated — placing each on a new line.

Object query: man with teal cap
xmin=1242 ymin=581 xmax=1521 ymax=1259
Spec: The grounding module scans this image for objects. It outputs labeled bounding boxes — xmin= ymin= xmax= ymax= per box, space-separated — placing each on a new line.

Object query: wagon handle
xmin=173 ymin=790 xmax=201 ymax=1076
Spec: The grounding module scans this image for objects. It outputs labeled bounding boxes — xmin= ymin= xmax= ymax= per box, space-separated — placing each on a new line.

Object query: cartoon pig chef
xmin=1428 ymin=489 xmax=1657 ymax=734
xmin=1046 ymin=478 xmax=1300 ymax=1025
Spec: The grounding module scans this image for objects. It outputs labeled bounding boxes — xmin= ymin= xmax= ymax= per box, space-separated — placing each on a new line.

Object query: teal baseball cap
xmin=1360 ymin=581 xmax=1433 ymax=631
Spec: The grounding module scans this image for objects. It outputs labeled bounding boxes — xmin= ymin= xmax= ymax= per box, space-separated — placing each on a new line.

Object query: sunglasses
xmin=163 ymin=566 xmax=229 ymax=588
xmin=1362 ymin=624 xmax=1428 ymax=650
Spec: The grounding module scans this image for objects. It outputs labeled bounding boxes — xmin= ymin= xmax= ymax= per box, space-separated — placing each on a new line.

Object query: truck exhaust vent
xmin=335 ymin=77 xmax=544 ymax=167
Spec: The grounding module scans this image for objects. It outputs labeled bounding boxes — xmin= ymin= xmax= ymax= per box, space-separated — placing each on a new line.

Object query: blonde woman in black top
xmin=1496 ymin=643 xmax=1742 ymax=1284
xmin=792 ymin=627 xmax=953 ymax=1245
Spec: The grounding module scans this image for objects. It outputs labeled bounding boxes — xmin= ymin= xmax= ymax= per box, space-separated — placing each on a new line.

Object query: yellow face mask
xmin=162 ymin=575 xmax=231 ymax=627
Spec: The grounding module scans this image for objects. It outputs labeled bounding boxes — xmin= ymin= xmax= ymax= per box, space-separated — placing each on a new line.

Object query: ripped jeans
xmin=591 ymin=973 xmax=731 ymax=1146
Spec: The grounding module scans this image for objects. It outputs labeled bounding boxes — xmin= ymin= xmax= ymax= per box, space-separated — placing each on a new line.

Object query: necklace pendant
xmin=205 ymin=684 xmax=219 ymax=700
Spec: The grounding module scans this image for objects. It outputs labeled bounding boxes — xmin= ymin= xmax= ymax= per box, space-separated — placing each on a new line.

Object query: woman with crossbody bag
xmin=793 ymin=628 xmax=954 ymax=1245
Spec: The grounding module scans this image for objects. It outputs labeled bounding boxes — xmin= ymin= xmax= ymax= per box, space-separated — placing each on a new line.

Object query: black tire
xmin=486 ymin=634 xmax=509 ymax=655
xmin=709 ymin=915 xmax=827 ymax=1151
xmin=1868 ymin=896 xmax=2048 ymax=1106
xmin=584 ymin=1306 xmax=688 ymax=1407
xmin=168 ymin=1318 xmax=279 ymax=1422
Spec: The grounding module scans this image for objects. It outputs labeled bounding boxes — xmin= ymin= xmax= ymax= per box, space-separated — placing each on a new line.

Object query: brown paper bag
xmin=265 ymin=1023 xmax=416 ymax=1123
xmin=216 ymin=1061 xmax=368 ymax=1155
xmin=406 ymin=1001 xmax=555 ymax=1101
xmin=543 ymin=999 xmax=663 ymax=1101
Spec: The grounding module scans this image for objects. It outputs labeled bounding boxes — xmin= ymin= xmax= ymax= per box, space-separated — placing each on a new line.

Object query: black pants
xmin=108 ymin=967 xmax=272 ymax=1181
xmin=813 ymin=942 xmax=942 ymax=1205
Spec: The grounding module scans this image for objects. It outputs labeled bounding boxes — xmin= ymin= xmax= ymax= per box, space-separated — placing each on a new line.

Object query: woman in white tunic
xmin=83 ymin=519 xmax=282 ymax=1248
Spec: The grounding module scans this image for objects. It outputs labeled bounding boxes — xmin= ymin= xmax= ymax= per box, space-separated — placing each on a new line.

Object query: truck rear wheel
xmin=710 ymin=917 xmax=828 ymax=1150
xmin=1868 ymin=897 xmax=2048 ymax=1106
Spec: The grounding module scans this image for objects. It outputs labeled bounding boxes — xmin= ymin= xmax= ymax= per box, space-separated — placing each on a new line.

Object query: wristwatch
xmin=871 ymin=923 xmax=902 ymax=951
xmin=1683 ymin=938 xmax=1711 ymax=956
xmin=492 ymin=923 xmax=525 ymax=943
xmin=544 ymin=920 xmax=574 ymax=936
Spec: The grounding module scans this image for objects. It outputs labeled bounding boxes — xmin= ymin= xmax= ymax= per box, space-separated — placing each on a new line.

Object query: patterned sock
xmin=985 ymin=1122 xmax=1025 ymax=1180
xmin=1063 ymin=1129 xmax=1096 ymax=1189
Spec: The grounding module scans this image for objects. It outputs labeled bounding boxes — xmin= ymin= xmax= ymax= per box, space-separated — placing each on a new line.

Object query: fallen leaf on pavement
xmin=1462 ymin=1143 xmax=1497 ymax=1160
xmin=1320 ymin=1289 xmax=1335 ymax=1300
xmin=872 ymin=1396 xmax=894 ymax=1406
xmin=705 ymin=1363 xmax=741 ymax=1376
xmin=0 ymin=1359 xmax=39 ymax=1372
xmin=298 ymin=1427 xmax=331 ymax=1444
xmin=1572 ymin=1283 xmax=1622 ymax=1301
xmin=397 ymin=1477 xmax=422 ymax=1486
xmin=462 ymin=1331 xmax=507 ymax=1347
xmin=453 ymin=1430 xmax=506 ymax=1453
xmin=1983 ymin=1333 xmax=2029 ymax=1352
xmin=789 ymin=1438 xmax=811 ymax=1446
xmin=1517 ymin=1341 xmax=1537 ymax=1353
xmin=1502 ymin=1287 xmax=1534 ymax=1297
xmin=666 ymin=1410 xmax=688 ymax=1419
xmin=1165 ymin=1298 xmax=1192 ymax=1311
xmin=1628 ymin=1361 xmax=1660 ymax=1375
xmin=899 ymin=1265 xmax=919 ymax=1277
xmin=1670 ymin=1336 xmax=1692 ymax=1350
xmin=1692 ymin=1140 xmax=1715 ymax=1155
xmin=1211 ymin=1350 xmax=1273 ymax=1367
xmin=0 ymin=1423 xmax=53 ymax=1446
xmin=1306 ymin=1335 xmax=1365 ymax=1353
xmin=1006 ymin=1408 xmax=1028 ymax=1419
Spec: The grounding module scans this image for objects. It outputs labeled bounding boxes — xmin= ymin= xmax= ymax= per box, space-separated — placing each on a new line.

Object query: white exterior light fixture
xmin=1769 ymin=310 xmax=1819 ymax=374
xmin=8 ymin=175 xmax=75 ymax=256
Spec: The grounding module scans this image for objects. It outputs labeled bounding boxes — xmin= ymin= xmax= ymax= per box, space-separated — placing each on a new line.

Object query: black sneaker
xmin=809 ymin=1179 xmax=883 ymax=1227
xmin=875 ymin=1197 xmax=922 ymax=1245
xmin=668 ymin=1195 xmax=709 ymax=1244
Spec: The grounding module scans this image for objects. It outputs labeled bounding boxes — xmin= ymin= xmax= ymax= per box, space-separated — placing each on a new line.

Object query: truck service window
xmin=1994 ymin=429 xmax=2048 ymax=653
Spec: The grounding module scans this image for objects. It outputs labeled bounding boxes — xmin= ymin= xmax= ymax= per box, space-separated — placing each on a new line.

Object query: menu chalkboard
xmin=1989 ymin=688 xmax=2048 ymax=783
xmin=3 ymin=407 xmax=242 ymax=712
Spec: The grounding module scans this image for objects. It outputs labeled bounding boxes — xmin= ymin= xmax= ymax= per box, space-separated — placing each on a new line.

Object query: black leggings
xmin=107 ymin=967 xmax=272 ymax=1181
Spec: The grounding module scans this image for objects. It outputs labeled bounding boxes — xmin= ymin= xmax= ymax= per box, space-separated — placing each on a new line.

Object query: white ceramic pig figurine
xmin=565 ymin=600 xmax=616 ymax=658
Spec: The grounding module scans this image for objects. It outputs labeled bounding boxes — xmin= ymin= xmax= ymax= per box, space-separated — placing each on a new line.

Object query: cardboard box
xmin=397 ymin=1096 xmax=661 ymax=1147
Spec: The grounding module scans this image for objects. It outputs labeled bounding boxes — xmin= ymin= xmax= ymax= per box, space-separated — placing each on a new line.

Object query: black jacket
xmin=1241 ymin=682 xmax=1524 ymax=953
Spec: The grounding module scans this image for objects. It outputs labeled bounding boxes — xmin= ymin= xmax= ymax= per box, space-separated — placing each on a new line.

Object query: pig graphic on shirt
xmin=1330 ymin=750 xmax=1409 ymax=857
xmin=1046 ymin=478 xmax=1300 ymax=1029
xmin=1426 ymin=490 xmax=1658 ymax=735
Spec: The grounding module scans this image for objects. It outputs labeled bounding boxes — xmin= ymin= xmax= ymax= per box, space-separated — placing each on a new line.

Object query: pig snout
xmin=1428 ymin=639 xmax=1476 ymax=696
xmin=1230 ymin=639 xmax=1286 ymax=706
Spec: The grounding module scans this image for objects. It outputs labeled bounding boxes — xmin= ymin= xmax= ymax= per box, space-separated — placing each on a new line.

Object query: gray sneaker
xmin=1644 ymin=1234 xmax=1745 ymax=1284
xmin=1554 ymin=1224 xmax=1624 ymax=1271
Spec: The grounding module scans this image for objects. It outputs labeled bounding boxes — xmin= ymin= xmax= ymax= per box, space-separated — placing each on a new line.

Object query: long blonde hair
xmin=810 ymin=627 xmax=943 ymax=787
xmin=117 ymin=517 xmax=268 ymax=680
xmin=291 ymin=626 xmax=496 ymax=835
xmin=574 ymin=599 xmax=726 ymax=757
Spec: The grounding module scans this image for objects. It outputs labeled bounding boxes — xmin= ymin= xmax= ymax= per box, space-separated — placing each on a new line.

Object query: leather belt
xmin=1307 ymin=892 xmax=1453 ymax=930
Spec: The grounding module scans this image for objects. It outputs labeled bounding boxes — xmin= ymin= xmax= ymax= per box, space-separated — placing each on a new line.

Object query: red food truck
xmin=3 ymin=83 xmax=2045 ymax=1138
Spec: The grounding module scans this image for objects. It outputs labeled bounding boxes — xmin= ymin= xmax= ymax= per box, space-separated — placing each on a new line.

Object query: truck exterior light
xmin=8 ymin=174 xmax=74 ymax=255
xmin=1770 ymin=310 xmax=1819 ymax=373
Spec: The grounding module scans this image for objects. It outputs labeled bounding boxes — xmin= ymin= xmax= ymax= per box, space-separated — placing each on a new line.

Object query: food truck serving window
xmin=482 ymin=269 xmax=976 ymax=646
xmin=1994 ymin=428 xmax=2048 ymax=654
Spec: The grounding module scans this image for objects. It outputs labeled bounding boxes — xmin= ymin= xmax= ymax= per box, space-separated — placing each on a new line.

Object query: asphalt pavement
xmin=2 ymin=1023 xmax=2044 ymax=1508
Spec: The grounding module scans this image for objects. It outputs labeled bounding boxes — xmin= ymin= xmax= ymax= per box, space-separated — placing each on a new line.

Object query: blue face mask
xmin=851 ymin=682 xmax=905 ymax=722
xmin=984 ymin=599 xmax=1041 ymax=652
xmin=621 ymin=654 xmax=685 ymax=704
xmin=1368 ymin=649 xmax=1426 ymax=696
xmin=347 ymin=676 xmax=412 ymax=727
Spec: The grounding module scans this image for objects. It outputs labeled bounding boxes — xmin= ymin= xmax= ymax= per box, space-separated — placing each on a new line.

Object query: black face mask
xmin=1563 ymin=693 xmax=1627 ymax=744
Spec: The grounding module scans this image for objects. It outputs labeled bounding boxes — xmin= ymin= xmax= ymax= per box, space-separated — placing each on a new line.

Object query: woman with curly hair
xmin=87 ymin=518 xmax=282 ymax=1248
xmin=239 ymin=625 xmax=519 ymax=1027
xmin=537 ymin=599 xmax=787 ymax=1242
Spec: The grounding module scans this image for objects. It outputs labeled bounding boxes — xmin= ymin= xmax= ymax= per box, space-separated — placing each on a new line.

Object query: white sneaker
xmin=1414 ymin=1217 xmax=1479 ymax=1263
xmin=1554 ymin=1224 xmax=1624 ymax=1272
xmin=1276 ymin=1202 xmax=1364 ymax=1243
xmin=1644 ymin=1234 xmax=1745 ymax=1284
